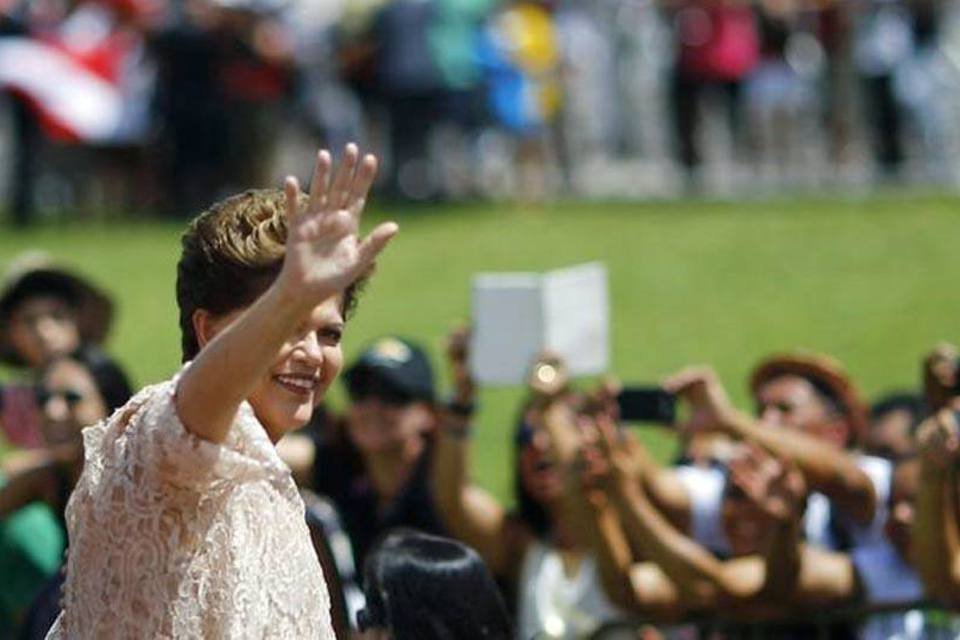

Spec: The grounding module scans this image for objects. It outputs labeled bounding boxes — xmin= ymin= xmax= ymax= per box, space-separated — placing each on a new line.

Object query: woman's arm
xmin=176 ymin=147 xmax=397 ymax=444
xmin=430 ymin=328 xmax=522 ymax=580
xmin=571 ymin=436 xmax=687 ymax=618
xmin=590 ymin=420 xmax=752 ymax=608
xmin=914 ymin=411 xmax=960 ymax=603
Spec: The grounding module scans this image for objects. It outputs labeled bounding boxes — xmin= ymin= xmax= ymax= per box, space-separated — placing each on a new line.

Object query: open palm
xmin=280 ymin=144 xmax=398 ymax=303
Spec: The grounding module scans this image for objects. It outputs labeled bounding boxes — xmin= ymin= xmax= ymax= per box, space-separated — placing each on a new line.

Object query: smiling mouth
xmin=274 ymin=374 xmax=319 ymax=398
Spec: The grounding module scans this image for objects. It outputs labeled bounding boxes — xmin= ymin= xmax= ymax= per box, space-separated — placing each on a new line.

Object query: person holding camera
xmin=432 ymin=344 xmax=627 ymax=640
xmin=665 ymin=355 xmax=889 ymax=553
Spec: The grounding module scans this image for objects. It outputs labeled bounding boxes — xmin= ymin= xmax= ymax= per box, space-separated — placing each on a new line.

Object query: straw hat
xmin=0 ymin=252 xmax=114 ymax=367
xmin=750 ymin=352 xmax=869 ymax=447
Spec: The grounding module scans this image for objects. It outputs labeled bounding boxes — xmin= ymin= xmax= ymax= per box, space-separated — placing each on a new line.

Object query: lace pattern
xmin=46 ymin=372 xmax=333 ymax=639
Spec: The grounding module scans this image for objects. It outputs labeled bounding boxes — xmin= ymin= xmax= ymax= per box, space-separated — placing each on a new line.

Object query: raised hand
xmin=278 ymin=144 xmax=398 ymax=306
xmin=446 ymin=325 xmax=475 ymax=404
xmin=728 ymin=445 xmax=807 ymax=525
xmin=663 ymin=366 xmax=740 ymax=434
xmin=587 ymin=414 xmax=643 ymax=495
xmin=923 ymin=343 xmax=959 ymax=412
xmin=917 ymin=409 xmax=960 ymax=471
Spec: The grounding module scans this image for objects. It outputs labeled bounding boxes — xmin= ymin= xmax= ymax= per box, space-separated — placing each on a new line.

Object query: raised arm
xmin=176 ymin=146 xmax=397 ymax=444
xmin=914 ymin=410 xmax=960 ymax=604
xmin=568 ymin=417 xmax=688 ymax=619
xmin=431 ymin=327 xmax=520 ymax=579
xmin=586 ymin=380 xmax=694 ymax=535
xmin=665 ymin=367 xmax=877 ymax=525
xmin=591 ymin=419 xmax=762 ymax=611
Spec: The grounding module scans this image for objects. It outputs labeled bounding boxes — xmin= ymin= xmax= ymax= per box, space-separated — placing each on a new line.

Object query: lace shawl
xmin=46 ymin=373 xmax=334 ymax=639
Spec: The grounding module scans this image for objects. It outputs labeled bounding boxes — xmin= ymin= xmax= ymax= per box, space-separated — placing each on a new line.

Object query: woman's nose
xmin=44 ymin=395 xmax=70 ymax=423
xmin=294 ymin=332 xmax=324 ymax=366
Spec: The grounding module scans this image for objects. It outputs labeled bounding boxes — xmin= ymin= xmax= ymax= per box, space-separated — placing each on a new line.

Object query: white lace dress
xmin=45 ymin=372 xmax=334 ymax=639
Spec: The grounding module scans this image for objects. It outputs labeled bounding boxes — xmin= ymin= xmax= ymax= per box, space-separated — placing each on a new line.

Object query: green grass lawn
xmin=2 ymin=194 xmax=959 ymax=503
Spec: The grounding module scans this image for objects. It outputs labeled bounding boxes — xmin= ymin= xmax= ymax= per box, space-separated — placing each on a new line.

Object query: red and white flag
xmin=0 ymin=4 xmax=140 ymax=142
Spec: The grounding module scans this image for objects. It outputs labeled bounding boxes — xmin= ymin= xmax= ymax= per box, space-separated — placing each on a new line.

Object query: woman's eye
xmin=320 ymin=328 xmax=343 ymax=344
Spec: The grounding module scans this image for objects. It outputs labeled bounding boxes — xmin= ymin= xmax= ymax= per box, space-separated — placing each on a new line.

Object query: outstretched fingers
xmin=328 ymin=143 xmax=360 ymax=211
xmin=348 ymin=154 xmax=379 ymax=219
xmin=307 ymin=149 xmax=333 ymax=212
xmin=356 ymin=222 xmax=399 ymax=269
xmin=284 ymin=176 xmax=302 ymax=225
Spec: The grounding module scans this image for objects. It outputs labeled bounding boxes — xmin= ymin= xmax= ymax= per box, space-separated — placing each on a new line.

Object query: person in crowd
xmin=577 ymin=419 xmax=823 ymax=622
xmin=477 ymin=0 xmax=562 ymax=200
xmin=356 ymin=529 xmax=512 ymax=640
xmin=150 ymin=0 xmax=296 ymax=215
xmin=2 ymin=350 xmax=131 ymax=640
xmin=0 ymin=254 xmax=125 ymax=450
xmin=866 ymin=391 xmax=925 ymax=460
xmin=852 ymin=0 xmax=914 ymax=176
xmin=44 ymin=144 xmax=398 ymax=638
xmin=432 ymin=345 xmax=627 ymax=639
xmin=762 ymin=450 xmax=943 ymax=639
xmin=619 ymin=353 xmax=881 ymax=559
xmin=310 ymin=335 xmax=449 ymax=569
xmin=1 ymin=350 xmax=131 ymax=524
xmin=662 ymin=0 xmax=759 ymax=182
xmin=681 ymin=355 xmax=887 ymax=550
xmin=582 ymin=414 xmax=936 ymax=638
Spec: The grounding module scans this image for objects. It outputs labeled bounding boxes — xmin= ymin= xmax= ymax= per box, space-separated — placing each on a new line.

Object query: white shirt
xmin=805 ymin=454 xmax=893 ymax=551
xmin=515 ymin=541 xmax=626 ymax=640
xmin=675 ymin=464 xmax=730 ymax=556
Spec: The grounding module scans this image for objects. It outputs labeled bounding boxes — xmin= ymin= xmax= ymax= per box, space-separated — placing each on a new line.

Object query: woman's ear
xmin=193 ymin=308 xmax=242 ymax=353
xmin=192 ymin=309 xmax=218 ymax=352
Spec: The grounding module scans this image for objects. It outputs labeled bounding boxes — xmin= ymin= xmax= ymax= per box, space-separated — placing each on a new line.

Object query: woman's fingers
xmin=328 ymin=143 xmax=360 ymax=211
xmin=284 ymin=176 xmax=301 ymax=226
xmin=307 ymin=149 xmax=333 ymax=212
xmin=356 ymin=222 xmax=400 ymax=268
xmin=348 ymin=154 xmax=379 ymax=218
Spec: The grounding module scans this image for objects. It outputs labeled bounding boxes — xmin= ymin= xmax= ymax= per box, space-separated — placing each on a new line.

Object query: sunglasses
xmin=347 ymin=375 xmax=415 ymax=407
xmin=35 ymin=387 xmax=85 ymax=408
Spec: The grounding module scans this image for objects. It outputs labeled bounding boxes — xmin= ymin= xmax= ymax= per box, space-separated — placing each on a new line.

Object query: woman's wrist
xmin=270 ymin=274 xmax=332 ymax=319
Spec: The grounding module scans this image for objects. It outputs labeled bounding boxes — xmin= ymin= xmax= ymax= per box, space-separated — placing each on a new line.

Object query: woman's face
xmin=38 ymin=359 xmax=107 ymax=447
xmin=347 ymin=388 xmax=434 ymax=455
xmin=517 ymin=411 xmax=564 ymax=506
xmin=8 ymin=295 xmax=81 ymax=368
xmin=207 ymin=297 xmax=345 ymax=442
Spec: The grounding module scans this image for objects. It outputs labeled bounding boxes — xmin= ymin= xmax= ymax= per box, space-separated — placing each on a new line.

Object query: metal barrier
xmin=590 ymin=601 xmax=960 ymax=639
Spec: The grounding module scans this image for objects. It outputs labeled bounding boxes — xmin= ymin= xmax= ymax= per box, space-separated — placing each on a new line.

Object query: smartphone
xmin=617 ymin=387 xmax=677 ymax=425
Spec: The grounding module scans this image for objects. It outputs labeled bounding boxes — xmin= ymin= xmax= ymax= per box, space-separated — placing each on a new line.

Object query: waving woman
xmin=46 ymin=145 xmax=397 ymax=639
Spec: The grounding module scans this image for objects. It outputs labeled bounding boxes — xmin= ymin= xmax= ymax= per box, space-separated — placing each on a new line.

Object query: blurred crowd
xmin=5 ymin=0 xmax=960 ymax=221
xmin=4 ymin=252 xmax=960 ymax=640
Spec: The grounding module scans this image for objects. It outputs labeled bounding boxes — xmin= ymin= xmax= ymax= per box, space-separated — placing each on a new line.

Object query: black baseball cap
xmin=344 ymin=337 xmax=435 ymax=403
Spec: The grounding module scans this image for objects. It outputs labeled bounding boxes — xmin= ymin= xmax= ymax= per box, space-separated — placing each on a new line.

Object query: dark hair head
xmin=360 ymin=529 xmax=512 ymax=640
xmin=870 ymin=392 xmax=926 ymax=432
xmin=0 ymin=265 xmax=114 ymax=368
xmin=176 ymin=188 xmax=367 ymax=362
xmin=512 ymin=415 xmax=551 ymax=538
xmin=69 ymin=345 xmax=134 ymax=413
